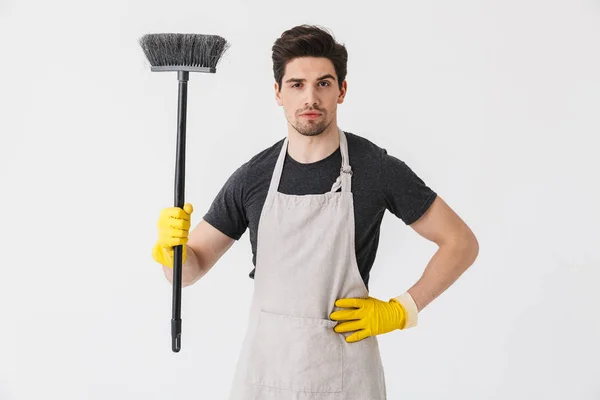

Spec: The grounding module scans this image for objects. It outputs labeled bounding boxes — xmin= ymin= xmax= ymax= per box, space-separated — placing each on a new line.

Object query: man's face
xmin=275 ymin=57 xmax=347 ymax=137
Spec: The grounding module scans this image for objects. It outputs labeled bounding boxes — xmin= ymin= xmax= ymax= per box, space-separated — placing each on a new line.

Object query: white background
xmin=1 ymin=0 xmax=599 ymax=399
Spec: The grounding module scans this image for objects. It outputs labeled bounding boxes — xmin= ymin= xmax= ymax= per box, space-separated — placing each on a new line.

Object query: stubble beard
xmin=291 ymin=115 xmax=332 ymax=137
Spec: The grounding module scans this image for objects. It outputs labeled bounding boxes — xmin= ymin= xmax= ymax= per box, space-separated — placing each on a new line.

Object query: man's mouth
xmin=299 ymin=112 xmax=322 ymax=119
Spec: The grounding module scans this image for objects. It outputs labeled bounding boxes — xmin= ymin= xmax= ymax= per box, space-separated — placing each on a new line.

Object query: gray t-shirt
xmin=203 ymin=130 xmax=437 ymax=290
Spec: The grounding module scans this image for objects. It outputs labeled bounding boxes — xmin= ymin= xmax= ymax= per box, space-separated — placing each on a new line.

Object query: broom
xmin=139 ymin=33 xmax=230 ymax=353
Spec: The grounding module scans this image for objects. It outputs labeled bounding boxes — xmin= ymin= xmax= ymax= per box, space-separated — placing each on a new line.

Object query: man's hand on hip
xmin=329 ymin=296 xmax=408 ymax=343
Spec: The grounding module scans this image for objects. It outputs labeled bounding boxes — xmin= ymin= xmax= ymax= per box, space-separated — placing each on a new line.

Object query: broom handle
xmin=172 ymin=70 xmax=189 ymax=353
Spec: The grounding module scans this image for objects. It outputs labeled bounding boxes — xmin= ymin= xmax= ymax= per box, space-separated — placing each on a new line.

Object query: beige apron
xmin=228 ymin=127 xmax=387 ymax=400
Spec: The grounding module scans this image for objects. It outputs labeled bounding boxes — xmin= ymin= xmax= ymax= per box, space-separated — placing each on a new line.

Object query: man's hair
xmin=272 ymin=24 xmax=348 ymax=91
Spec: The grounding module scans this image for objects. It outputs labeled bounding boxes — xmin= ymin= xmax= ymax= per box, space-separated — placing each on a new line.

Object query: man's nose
xmin=304 ymin=86 xmax=320 ymax=107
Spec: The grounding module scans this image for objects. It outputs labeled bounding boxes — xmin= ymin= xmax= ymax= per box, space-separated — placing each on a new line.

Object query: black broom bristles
xmin=139 ymin=33 xmax=230 ymax=72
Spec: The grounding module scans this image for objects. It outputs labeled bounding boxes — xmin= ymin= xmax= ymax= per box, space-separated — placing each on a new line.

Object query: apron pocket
xmin=246 ymin=309 xmax=343 ymax=393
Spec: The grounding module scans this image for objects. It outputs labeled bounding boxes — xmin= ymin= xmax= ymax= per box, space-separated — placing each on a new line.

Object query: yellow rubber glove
xmin=152 ymin=203 xmax=193 ymax=269
xmin=329 ymin=296 xmax=407 ymax=343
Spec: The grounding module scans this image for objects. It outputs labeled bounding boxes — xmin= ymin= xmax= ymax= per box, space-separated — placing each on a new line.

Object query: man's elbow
xmin=458 ymin=231 xmax=479 ymax=265
xmin=443 ymin=228 xmax=479 ymax=263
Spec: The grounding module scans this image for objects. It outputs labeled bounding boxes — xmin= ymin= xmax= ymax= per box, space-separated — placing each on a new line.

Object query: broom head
xmin=139 ymin=33 xmax=230 ymax=73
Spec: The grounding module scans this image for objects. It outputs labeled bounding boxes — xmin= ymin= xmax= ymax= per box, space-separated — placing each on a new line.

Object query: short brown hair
xmin=272 ymin=24 xmax=348 ymax=91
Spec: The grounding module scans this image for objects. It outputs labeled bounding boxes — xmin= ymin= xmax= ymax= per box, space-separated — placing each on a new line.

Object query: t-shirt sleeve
xmin=202 ymin=162 xmax=249 ymax=240
xmin=381 ymin=149 xmax=437 ymax=225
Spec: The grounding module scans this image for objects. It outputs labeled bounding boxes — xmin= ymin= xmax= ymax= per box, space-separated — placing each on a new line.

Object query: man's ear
xmin=337 ymin=80 xmax=348 ymax=104
xmin=274 ymin=82 xmax=283 ymax=106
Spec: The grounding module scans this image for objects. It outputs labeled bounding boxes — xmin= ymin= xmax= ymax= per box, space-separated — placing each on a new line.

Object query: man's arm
xmin=330 ymin=195 xmax=478 ymax=341
xmin=330 ymin=156 xmax=479 ymax=340
xmin=162 ymin=219 xmax=235 ymax=287
xmin=405 ymin=195 xmax=479 ymax=312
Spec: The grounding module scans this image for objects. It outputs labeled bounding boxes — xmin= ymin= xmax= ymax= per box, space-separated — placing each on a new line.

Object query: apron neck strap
xmin=268 ymin=127 xmax=352 ymax=198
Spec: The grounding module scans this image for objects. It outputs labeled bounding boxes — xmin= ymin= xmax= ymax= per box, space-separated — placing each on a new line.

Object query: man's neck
xmin=286 ymin=122 xmax=340 ymax=164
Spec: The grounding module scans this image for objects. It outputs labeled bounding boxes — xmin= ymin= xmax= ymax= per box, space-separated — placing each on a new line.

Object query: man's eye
xmin=291 ymin=82 xmax=329 ymax=88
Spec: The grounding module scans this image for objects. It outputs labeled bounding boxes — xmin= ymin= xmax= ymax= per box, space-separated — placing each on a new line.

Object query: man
xmin=153 ymin=24 xmax=479 ymax=399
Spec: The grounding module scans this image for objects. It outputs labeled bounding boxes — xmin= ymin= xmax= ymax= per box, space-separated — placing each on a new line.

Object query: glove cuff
xmin=391 ymin=292 xmax=419 ymax=329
